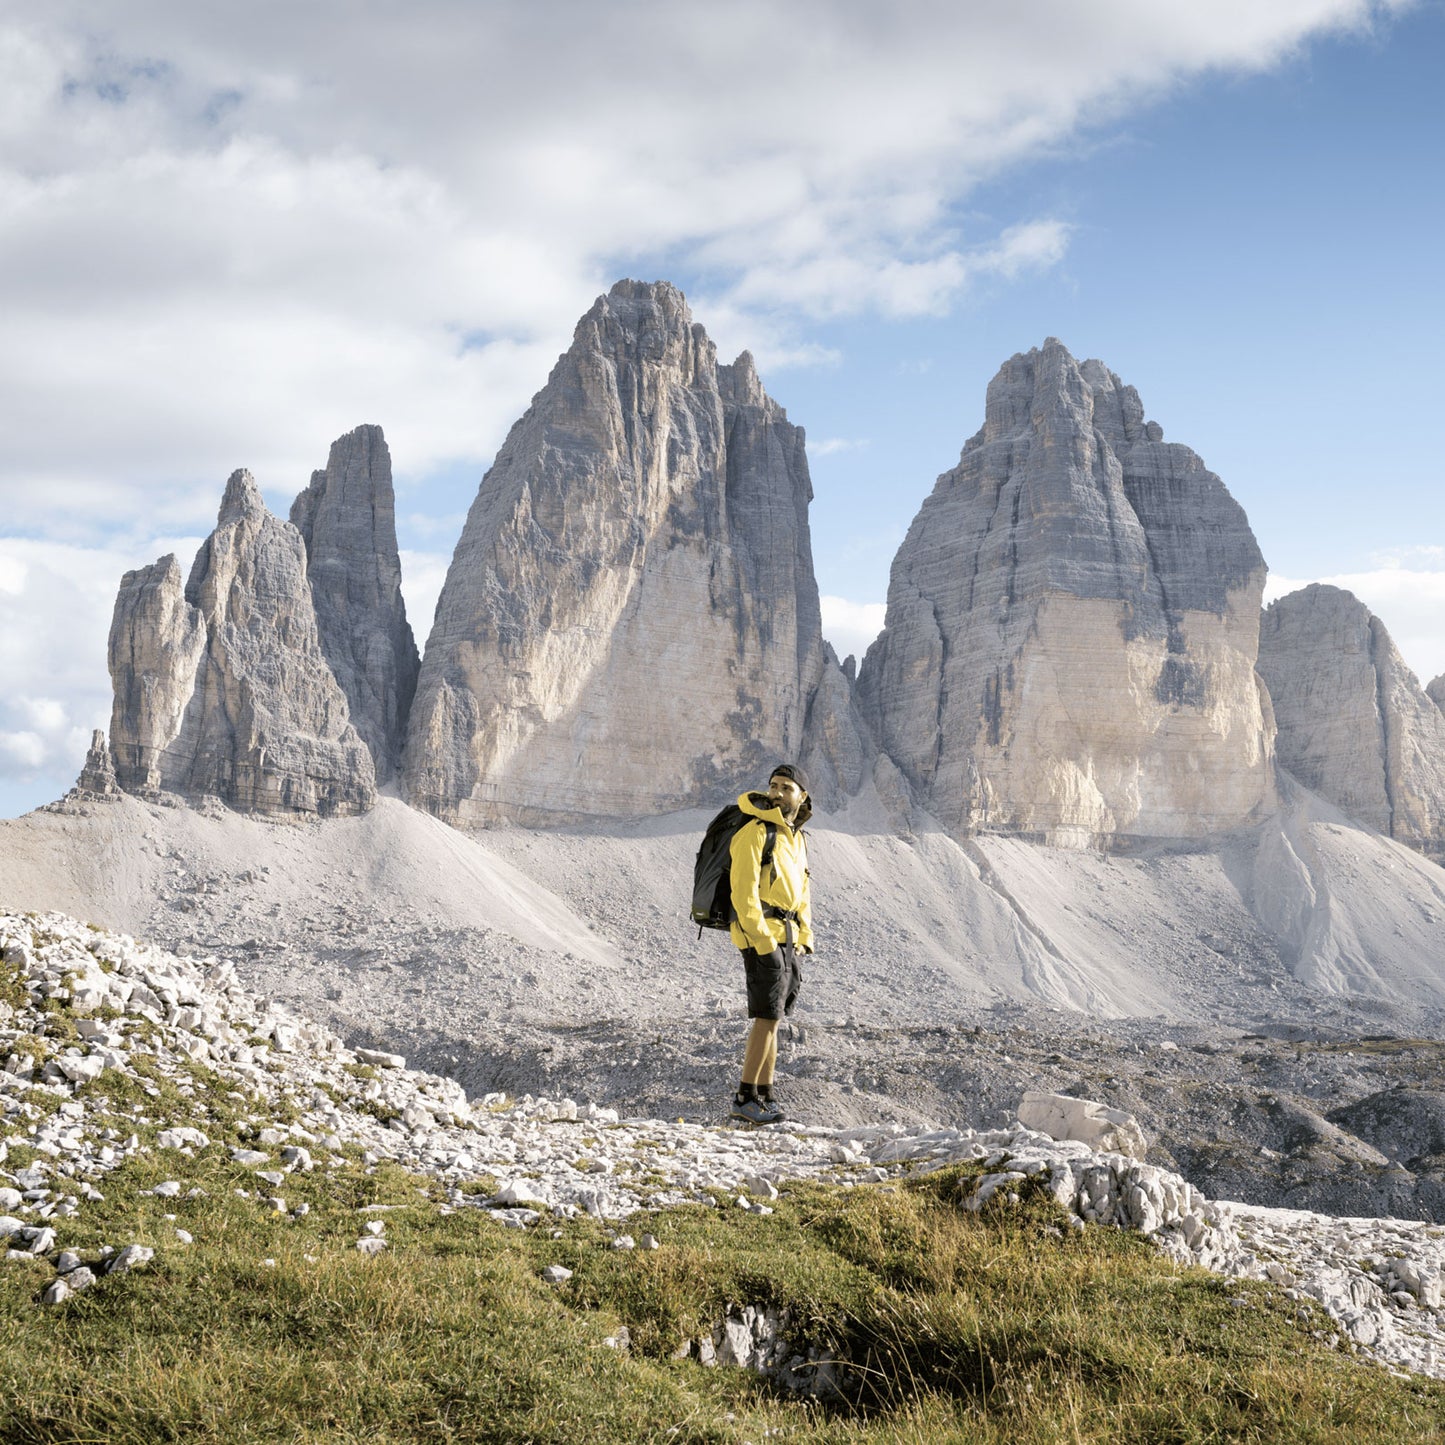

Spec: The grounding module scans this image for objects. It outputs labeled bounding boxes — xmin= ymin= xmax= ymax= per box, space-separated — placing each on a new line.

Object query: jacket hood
xmin=738 ymin=790 xmax=812 ymax=828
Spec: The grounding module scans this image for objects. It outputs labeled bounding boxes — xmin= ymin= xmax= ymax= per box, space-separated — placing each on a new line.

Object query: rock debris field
xmin=4 ymin=908 xmax=1445 ymax=1383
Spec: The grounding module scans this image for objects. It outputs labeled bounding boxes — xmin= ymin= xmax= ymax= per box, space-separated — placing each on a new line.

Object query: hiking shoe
xmin=730 ymin=1097 xmax=784 ymax=1125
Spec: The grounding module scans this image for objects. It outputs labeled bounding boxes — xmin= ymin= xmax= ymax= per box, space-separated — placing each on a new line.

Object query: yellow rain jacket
xmin=728 ymin=790 xmax=813 ymax=956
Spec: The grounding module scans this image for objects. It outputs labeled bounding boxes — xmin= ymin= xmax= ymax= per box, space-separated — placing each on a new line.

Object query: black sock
xmin=735 ymin=1082 xmax=759 ymax=1104
xmin=757 ymin=1084 xmax=773 ymax=1103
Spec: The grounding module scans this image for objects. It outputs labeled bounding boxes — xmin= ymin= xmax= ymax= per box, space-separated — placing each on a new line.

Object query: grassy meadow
xmin=3 ymin=1113 xmax=1444 ymax=1444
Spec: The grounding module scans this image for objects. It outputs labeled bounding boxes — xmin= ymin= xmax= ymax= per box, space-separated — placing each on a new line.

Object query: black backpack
xmin=691 ymin=803 xmax=777 ymax=935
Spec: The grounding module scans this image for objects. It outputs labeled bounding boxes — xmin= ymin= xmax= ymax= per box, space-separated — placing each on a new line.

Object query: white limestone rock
xmin=355 ymin=1048 xmax=405 ymax=1069
xmin=107 ymin=554 xmax=208 ymax=793
xmin=856 ymin=339 xmax=1275 ymax=847
xmin=157 ymin=1127 xmax=210 ymax=1151
xmin=403 ymin=279 xmax=866 ymax=823
xmin=107 ymin=1243 xmax=154 ymax=1274
xmin=108 ymin=471 xmax=376 ymax=816
xmin=1257 ymin=585 xmax=1445 ymax=859
xmin=1428 ymin=675 xmax=1445 ymax=713
xmin=290 ymin=425 xmax=420 ymax=782
xmin=1018 ymin=1090 xmax=1148 ymax=1159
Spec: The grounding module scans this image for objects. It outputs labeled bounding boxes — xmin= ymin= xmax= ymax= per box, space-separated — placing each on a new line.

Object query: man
xmin=728 ymin=763 xmax=813 ymax=1124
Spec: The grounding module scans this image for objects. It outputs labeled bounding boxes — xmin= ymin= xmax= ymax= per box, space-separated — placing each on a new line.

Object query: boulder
xmin=1257 ymin=585 xmax=1445 ymax=858
xmin=108 ymin=471 xmax=375 ymax=816
xmin=856 ymin=339 xmax=1274 ymax=846
xmin=404 ymin=279 xmax=865 ymax=823
xmin=290 ymin=425 xmax=420 ymax=781
xmin=1019 ymin=1090 xmax=1148 ymax=1159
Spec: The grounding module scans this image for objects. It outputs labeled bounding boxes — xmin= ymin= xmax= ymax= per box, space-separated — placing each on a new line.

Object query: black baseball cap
xmin=769 ymin=763 xmax=809 ymax=795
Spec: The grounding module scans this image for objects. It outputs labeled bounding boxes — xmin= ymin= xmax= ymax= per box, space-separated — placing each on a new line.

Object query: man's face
xmin=768 ymin=774 xmax=803 ymax=817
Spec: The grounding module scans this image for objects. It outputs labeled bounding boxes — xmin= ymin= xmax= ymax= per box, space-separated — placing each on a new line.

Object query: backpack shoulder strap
xmin=760 ymin=821 xmax=777 ymax=884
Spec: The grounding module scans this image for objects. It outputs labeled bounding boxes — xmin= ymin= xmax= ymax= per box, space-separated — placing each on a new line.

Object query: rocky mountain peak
xmin=719 ymin=350 xmax=764 ymax=407
xmin=857 ymin=338 xmax=1273 ymax=845
xmin=216 ymin=468 xmax=266 ymax=527
xmin=578 ymin=278 xmax=713 ymax=381
xmin=1257 ymin=584 xmax=1445 ymax=858
xmin=289 ymin=425 xmax=419 ymax=782
xmin=107 ymin=472 xmax=375 ymax=816
xmin=403 ymin=281 xmax=863 ymax=824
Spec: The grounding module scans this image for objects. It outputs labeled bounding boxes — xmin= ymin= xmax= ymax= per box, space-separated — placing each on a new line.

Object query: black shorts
xmin=742 ymin=941 xmax=802 ymax=1019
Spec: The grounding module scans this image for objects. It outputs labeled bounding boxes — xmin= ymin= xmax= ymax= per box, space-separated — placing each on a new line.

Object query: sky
xmin=1 ymin=0 xmax=1442 ymax=818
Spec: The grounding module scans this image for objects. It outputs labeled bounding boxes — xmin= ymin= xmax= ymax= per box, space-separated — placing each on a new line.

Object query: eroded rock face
xmin=1429 ymin=675 xmax=1445 ymax=714
xmin=405 ymin=279 xmax=863 ymax=823
xmin=290 ymin=425 xmax=420 ymax=781
xmin=1257 ymin=584 xmax=1445 ymax=857
xmin=799 ymin=644 xmax=869 ymax=804
xmin=73 ymin=729 xmax=119 ymax=797
xmin=108 ymin=555 xmax=208 ymax=793
xmin=108 ymin=471 xmax=375 ymax=816
xmin=856 ymin=338 xmax=1274 ymax=846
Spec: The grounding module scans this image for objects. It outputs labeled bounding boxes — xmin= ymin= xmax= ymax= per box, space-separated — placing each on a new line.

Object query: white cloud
xmin=810 ymin=439 xmax=871 ymax=459
xmin=1 ymin=0 xmax=1411 ymax=519
xmin=0 ymin=732 xmax=48 ymax=771
xmin=820 ymin=595 xmax=888 ymax=666
xmin=13 ymin=696 xmax=67 ymax=732
xmin=399 ymin=549 xmax=453 ymax=646
xmin=1266 ymin=567 xmax=1445 ymax=686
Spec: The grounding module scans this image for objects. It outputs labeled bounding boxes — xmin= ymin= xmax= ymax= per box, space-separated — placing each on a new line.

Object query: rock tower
xmin=856 ymin=339 xmax=1275 ymax=846
xmin=290 ymin=425 xmax=420 ymax=781
xmin=107 ymin=471 xmax=376 ymax=816
xmin=1257 ymin=584 xmax=1445 ymax=858
xmin=404 ymin=280 xmax=863 ymax=823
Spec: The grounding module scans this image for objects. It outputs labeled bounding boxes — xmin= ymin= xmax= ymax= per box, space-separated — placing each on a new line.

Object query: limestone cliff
xmin=108 ymin=471 xmax=375 ymax=816
xmin=290 ymin=425 xmax=420 ymax=781
xmin=1257 ymin=584 xmax=1445 ymax=858
xmin=108 ymin=554 xmax=208 ymax=794
xmin=1429 ymin=675 xmax=1445 ymax=714
xmin=404 ymin=280 xmax=864 ymax=823
xmin=856 ymin=338 xmax=1274 ymax=846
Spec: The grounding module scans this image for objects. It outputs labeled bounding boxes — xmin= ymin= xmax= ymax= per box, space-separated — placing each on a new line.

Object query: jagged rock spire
xmin=108 ymin=470 xmax=375 ymax=816
xmin=73 ymin=729 xmax=119 ymax=798
xmin=404 ymin=279 xmax=864 ymax=824
xmin=291 ymin=425 xmax=420 ymax=782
